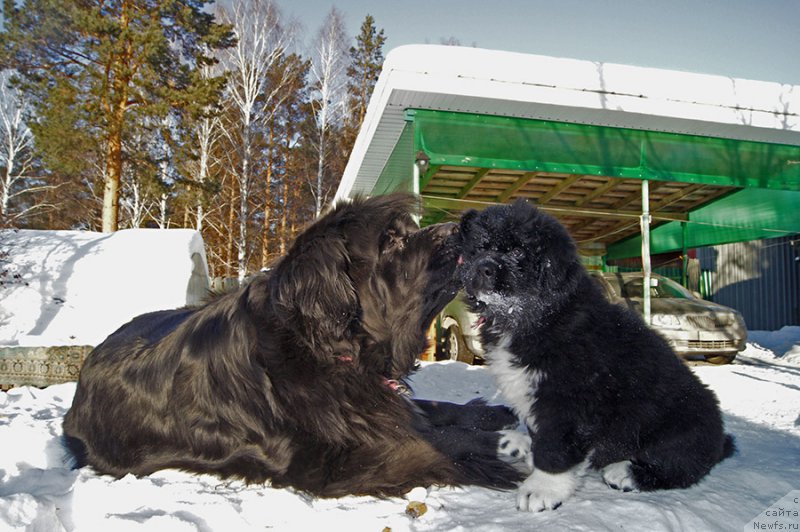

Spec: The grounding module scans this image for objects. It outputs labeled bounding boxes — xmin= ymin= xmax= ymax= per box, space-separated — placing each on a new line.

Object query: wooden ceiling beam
xmin=497 ymin=171 xmax=538 ymax=203
xmin=651 ymin=183 xmax=704 ymax=210
xmin=537 ymin=173 xmax=583 ymax=204
xmin=422 ymin=195 xmax=687 ymax=222
xmin=456 ymin=168 xmax=491 ymax=198
xmin=574 ymin=178 xmax=619 ymax=207
xmin=572 ymin=219 xmax=642 ymax=245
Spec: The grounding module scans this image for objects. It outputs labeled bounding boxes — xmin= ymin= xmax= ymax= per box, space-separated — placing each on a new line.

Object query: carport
xmin=334 ymin=45 xmax=800 ymax=319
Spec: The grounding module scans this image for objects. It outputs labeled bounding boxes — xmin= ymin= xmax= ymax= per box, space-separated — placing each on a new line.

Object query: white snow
xmin=741 ymin=326 xmax=800 ymax=367
xmin=0 ymin=229 xmax=210 ymax=347
xmin=1 ymin=229 xmax=799 ymax=531
xmin=1 ymin=338 xmax=799 ymax=531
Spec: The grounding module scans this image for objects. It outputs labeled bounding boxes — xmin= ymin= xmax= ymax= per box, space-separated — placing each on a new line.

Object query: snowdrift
xmin=0 ymin=228 xmax=210 ymax=347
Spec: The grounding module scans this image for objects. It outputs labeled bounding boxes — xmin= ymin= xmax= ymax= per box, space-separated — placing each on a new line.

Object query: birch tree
xmin=219 ymin=0 xmax=293 ymax=281
xmin=190 ymin=96 xmax=223 ymax=231
xmin=310 ymin=7 xmax=349 ymax=217
xmin=0 ymin=71 xmax=36 ymax=224
xmin=258 ymin=52 xmax=308 ymax=267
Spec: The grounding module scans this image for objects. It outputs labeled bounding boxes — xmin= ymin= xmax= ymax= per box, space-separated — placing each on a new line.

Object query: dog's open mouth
xmin=464 ymin=294 xmax=488 ymax=328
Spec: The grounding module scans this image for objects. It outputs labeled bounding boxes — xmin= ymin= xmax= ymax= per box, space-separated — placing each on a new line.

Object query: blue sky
xmin=285 ymin=0 xmax=800 ymax=85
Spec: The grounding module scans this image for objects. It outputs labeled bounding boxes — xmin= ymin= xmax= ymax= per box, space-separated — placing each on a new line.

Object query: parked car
xmin=436 ymin=293 xmax=486 ymax=365
xmin=435 ymin=271 xmax=747 ymax=365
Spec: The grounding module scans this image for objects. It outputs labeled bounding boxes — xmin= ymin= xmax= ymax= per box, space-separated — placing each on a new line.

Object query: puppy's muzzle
xmin=466 ymin=257 xmax=499 ymax=294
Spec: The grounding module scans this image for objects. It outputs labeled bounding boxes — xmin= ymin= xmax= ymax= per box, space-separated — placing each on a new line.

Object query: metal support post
xmin=641 ymin=180 xmax=652 ymax=325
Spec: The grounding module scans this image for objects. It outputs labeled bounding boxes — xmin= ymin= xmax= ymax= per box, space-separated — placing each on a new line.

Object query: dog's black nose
xmin=477 ymin=260 xmax=496 ymax=280
xmin=465 ymin=257 xmax=498 ymax=295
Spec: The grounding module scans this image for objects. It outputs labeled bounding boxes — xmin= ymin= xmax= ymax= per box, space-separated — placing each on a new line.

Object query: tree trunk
xmin=279 ymin=139 xmax=289 ymax=256
xmin=238 ymin=152 xmax=248 ymax=283
xmin=226 ymin=178 xmax=236 ymax=278
xmin=101 ymin=1 xmax=131 ymax=233
xmin=195 ymin=117 xmax=212 ymax=231
xmin=261 ymin=125 xmax=275 ymax=267
xmin=0 ymin=169 xmax=10 ymax=219
xmin=315 ymin=125 xmax=325 ymax=218
xmin=102 ymin=127 xmax=123 ymax=232
xmin=196 ymin=203 xmax=204 ymax=231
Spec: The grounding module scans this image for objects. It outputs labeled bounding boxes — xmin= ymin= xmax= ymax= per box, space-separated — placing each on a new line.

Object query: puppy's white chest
xmin=485 ymin=335 xmax=543 ymax=433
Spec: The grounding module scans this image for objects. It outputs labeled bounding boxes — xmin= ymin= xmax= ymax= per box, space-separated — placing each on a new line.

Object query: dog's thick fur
xmin=458 ymin=199 xmax=734 ymax=511
xmin=62 ymin=194 xmax=523 ymax=498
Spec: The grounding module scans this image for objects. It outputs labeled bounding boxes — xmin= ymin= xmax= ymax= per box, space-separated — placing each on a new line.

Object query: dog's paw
xmin=497 ymin=430 xmax=532 ymax=468
xmin=601 ymin=461 xmax=638 ymax=492
xmin=516 ymin=467 xmax=580 ymax=512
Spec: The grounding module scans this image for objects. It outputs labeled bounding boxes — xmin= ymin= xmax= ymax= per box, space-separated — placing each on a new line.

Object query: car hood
xmin=618 ymin=297 xmax=740 ymax=318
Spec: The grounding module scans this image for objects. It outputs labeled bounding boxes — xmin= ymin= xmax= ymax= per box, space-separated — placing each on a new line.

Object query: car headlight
xmin=651 ymin=313 xmax=682 ymax=329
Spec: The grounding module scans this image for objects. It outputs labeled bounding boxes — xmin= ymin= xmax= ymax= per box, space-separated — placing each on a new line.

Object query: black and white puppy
xmin=458 ymin=199 xmax=734 ymax=512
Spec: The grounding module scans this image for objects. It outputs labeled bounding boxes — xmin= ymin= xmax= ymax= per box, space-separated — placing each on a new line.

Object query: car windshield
xmin=604 ymin=275 xmax=694 ymax=300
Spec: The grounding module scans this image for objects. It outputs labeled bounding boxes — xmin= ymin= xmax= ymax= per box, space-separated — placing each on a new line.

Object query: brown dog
xmin=63 ymin=194 xmax=524 ymax=497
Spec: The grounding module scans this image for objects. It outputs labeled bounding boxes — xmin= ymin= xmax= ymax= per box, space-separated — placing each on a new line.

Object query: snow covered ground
xmin=0 ymin=229 xmax=209 ymax=347
xmin=2 ymin=230 xmax=798 ymax=530
xmin=1 ymin=330 xmax=798 ymax=532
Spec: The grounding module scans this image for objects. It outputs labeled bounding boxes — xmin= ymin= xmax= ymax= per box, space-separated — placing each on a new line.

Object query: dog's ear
xmin=459 ymin=209 xmax=480 ymax=232
xmin=512 ymin=198 xmax=531 ymax=209
xmin=510 ymin=198 xmax=542 ymax=236
xmin=270 ymin=236 xmax=359 ymax=355
xmin=379 ymin=213 xmax=415 ymax=255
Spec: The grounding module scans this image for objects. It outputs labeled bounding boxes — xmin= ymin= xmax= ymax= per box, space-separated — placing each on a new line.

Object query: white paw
xmin=516 ymin=467 xmax=580 ymax=512
xmin=497 ymin=430 xmax=532 ymax=468
xmin=602 ymin=461 xmax=638 ymax=492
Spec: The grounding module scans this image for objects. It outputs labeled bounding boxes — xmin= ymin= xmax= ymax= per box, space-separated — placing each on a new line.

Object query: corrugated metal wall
xmin=697 ymin=235 xmax=800 ymax=331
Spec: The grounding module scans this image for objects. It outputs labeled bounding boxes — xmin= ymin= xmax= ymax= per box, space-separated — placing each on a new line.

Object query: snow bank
xmin=744 ymin=327 xmax=800 ymax=366
xmin=0 ymin=229 xmax=209 ymax=347
xmin=1 ymin=332 xmax=799 ymax=531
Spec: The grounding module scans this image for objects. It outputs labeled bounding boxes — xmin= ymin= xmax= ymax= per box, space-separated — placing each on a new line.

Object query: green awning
xmin=410 ymin=109 xmax=800 ymax=191
xmin=375 ymin=109 xmax=800 ymax=257
xmin=606 ymin=187 xmax=800 ymax=259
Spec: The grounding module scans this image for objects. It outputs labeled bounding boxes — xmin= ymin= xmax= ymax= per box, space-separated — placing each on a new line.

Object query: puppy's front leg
xmin=517 ymin=426 xmax=589 ymax=512
xmin=517 ymin=461 xmax=589 ymax=512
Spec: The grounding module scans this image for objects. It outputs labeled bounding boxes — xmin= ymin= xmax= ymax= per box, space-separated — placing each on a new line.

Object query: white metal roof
xmin=335 ymin=44 xmax=800 ymax=201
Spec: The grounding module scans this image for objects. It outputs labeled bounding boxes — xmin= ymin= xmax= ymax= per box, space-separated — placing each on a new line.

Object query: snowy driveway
xmin=1 ymin=335 xmax=799 ymax=531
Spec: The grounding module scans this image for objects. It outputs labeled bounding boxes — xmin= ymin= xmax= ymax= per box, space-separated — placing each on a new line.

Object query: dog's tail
xmin=421 ymin=426 xmax=526 ymax=490
xmin=450 ymin=456 xmax=526 ymax=490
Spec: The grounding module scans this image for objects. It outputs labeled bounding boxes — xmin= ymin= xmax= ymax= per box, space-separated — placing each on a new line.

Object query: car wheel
xmin=704 ymin=354 xmax=736 ymax=365
xmin=445 ymin=324 xmax=475 ymax=365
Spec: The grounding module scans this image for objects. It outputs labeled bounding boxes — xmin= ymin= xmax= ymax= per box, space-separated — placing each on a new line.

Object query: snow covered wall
xmin=0 ymin=229 xmax=210 ymax=347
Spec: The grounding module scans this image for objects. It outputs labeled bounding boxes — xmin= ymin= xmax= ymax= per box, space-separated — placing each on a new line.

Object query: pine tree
xmin=0 ymin=0 xmax=233 ymax=232
xmin=343 ymin=14 xmax=386 ymax=155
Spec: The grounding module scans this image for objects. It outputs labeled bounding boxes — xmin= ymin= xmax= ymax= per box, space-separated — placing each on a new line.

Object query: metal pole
xmin=681 ymin=221 xmax=688 ymax=287
xmin=641 ymin=180 xmax=652 ymax=325
xmin=412 ymin=151 xmax=428 ymax=226
xmin=412 ymin=160 xmax=421 ymax=225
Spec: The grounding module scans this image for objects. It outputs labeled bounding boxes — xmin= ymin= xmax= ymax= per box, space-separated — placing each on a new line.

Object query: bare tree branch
xmin=0 ymin=71 xmax=38 ymax=223
xmin=309 ymin=8 xmax=349 ymax=217
xmin=218 ymin=0 xmax=294 ymax=282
